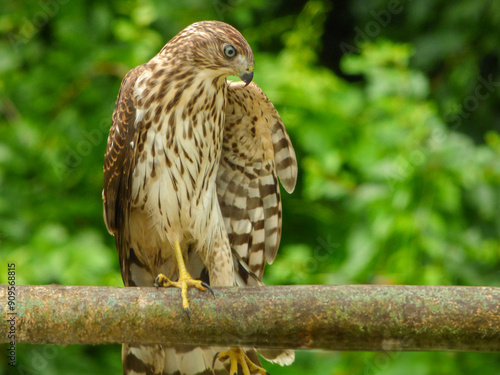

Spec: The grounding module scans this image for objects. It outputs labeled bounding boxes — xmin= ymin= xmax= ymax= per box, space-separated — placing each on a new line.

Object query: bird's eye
xmin=223 ymin=45 xmax=237 ymax=58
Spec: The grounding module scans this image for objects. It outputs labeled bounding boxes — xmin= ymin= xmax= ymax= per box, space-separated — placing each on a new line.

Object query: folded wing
xmin=217 ymin=81 xmax=297 ymax=280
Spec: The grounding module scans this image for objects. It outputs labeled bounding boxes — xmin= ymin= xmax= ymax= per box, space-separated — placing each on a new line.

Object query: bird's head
xmin=166 ymin=21 xmax=254 ymax=86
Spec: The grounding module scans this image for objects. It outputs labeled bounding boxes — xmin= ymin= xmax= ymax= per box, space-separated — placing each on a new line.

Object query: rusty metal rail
xmin=1 ymin=284 xmax=499 ymax=351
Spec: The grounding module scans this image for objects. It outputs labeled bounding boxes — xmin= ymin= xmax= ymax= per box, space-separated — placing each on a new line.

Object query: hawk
xmin=103 ymin=21 xmax=297 ymax=375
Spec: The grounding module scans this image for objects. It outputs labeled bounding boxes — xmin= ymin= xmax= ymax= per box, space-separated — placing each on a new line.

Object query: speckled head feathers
xmin=159 ymin=21 xmax=254 ymax=79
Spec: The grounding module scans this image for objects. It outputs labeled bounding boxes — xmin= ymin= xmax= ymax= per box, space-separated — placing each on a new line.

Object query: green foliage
xmin=348 ymin=0 xmax=500 ymax=143
xmin=1 ymin=0 xmax=499 ymax=374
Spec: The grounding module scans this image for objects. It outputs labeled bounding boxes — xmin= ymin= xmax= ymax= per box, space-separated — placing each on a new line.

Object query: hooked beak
xmin=239 ymin=70 xmax=254 ymax=87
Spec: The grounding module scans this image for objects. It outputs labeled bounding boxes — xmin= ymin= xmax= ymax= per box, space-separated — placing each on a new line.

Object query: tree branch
xmin=1 ymin=285 xmax=499 ymax=351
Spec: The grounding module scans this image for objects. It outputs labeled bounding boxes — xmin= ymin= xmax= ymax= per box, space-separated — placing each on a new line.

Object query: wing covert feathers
xmin=217 ymin=81 xmax=297 ymax=279
xmin=103 ymin=65 xmax=144 ymax=235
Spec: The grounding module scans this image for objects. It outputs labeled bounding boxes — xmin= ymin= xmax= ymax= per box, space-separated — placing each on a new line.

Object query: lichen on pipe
xmin=0 ymin=284 xmax=499 ymax=352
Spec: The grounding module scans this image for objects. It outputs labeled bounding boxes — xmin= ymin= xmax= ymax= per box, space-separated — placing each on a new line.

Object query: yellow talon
xmin=154 ymin=240 xmax=214 ymax=318
xmin=216 ymin=347 xmax=268 ymax=375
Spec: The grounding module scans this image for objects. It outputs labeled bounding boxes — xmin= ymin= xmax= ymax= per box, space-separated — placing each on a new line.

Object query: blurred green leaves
xmin=263 ymin=33 xmax=500 ymax=291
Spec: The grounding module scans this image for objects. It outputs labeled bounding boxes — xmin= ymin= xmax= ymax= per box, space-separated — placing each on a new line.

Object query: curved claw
xmin=154 ymin=273 xmax=172 ymax=288
xmin=212 ymin=351 xmax=220 ymax=369
xmin=215 ymin=347 xmax=268 ymax=375
xmin=154 ymin=271 xmax=211 ymax=320
xmin=201 ymin=282 xmax=215 ymax=298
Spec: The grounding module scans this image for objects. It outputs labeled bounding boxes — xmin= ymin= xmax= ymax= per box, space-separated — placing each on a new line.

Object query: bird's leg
xmin=215 ymin=347 xmax=268 ymax=375
xmin=154 ymin=240 xmax=214 ymax=318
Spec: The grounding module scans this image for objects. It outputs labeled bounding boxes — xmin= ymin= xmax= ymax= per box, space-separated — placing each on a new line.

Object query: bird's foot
xmin=215 ymin=347 xmax=268 ymax=375
xmin=154 ymin=273 xmax=214 ymax=319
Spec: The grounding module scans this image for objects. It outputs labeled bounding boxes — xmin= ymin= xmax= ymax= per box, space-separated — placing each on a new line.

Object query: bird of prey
xmin=103 ymin=20 xmax=297 ymax=375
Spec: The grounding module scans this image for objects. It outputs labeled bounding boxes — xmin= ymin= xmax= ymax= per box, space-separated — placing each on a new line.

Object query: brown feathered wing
xmin=218 ymin=81 xmax=297 ymax=280
xmin=217 ymin=81 xmax=297 ymax=366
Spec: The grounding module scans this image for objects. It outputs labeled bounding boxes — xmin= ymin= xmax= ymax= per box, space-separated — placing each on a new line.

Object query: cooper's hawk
xmin=103 ymin=21 xmax=297 ymax=375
